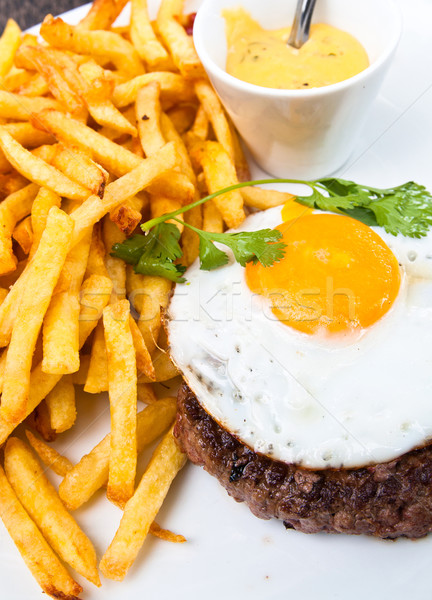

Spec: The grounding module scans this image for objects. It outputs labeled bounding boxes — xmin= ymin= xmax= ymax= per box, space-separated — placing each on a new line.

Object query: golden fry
xmin=156 ymin=0 xmax=205 ymax=79
xmin=0 ymin=464 xmax=82 ymax=599
xmin=42 ymin=232 xmax=91 ymax=374
xmin=1 ymin=207 xmax=74 ymax=425
xmin=0 ymin=90 xmax=62 ymax=120
xmin=25 ymin=430 xmax=74 ymax=477
xmin=136 ymin=81 xmax=165 ymax=155
xmin=5 ymin=437 xmax=101 ymax=586
xmin=112 ymin=72 xmax=196 ymax=108
xmin=0 ymin=274 xmax=112 ymax=445
xmin=84 ymin=320 xmax=108 ymax=393
xmin=0 ymin=19 xmax=21 ymax=78
xmin=100 ymin=426 xmax=186 ymax=580
xmin=45 ymin=378 xmax=76 ymax=434
xmin=12 ymin=215 xmax=33 ymax=254
xmin=130 ymin=0 xmax=173 ymax=70
xmin=0 ymin=128 xmax=90 ymax=201
xmin=0 ymin=183 xmax=39 ymax=274
xmin=241 ymin=186 xmax=297 ymax=209
xmin=79 ymin=0 xmax=130 ymax=31
xmin=41 ymin=15 xmax=144 ymax=77
xmin=59 ymin=398 xmax=177 ymax=510
xmin=103 ymin=299 xmax=138 ymax=507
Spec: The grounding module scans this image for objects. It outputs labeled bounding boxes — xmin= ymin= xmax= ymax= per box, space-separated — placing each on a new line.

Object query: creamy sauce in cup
xmin=224 ymin=7 xmax=369 ymax=89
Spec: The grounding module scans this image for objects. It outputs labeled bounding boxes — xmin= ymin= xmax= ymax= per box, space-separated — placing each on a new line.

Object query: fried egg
xmin=167 ymin=199 xmax=432 ymax=469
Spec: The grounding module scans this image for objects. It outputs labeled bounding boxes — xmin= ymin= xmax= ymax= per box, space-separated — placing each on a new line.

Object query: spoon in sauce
xmin=287 ymin=0 xmax=318 ymax=49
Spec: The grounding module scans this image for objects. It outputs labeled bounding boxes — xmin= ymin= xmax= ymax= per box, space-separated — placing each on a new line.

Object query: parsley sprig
xmin=111 ymin=176 xmax=432 ymax=283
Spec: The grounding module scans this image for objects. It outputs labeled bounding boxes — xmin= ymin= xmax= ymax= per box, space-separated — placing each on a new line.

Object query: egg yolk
xmin=245 ymin=214 xmax=401 ymax=335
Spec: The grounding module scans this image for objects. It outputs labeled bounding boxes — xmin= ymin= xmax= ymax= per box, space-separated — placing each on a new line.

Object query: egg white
xmin=167 ymin=207 xmax=432 ymax=469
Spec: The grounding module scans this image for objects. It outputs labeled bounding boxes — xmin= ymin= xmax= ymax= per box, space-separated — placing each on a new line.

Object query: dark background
xmin=0 ymin=0 xmax=89 ymax=31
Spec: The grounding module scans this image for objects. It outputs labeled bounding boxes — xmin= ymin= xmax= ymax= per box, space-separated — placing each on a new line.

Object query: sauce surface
xmin=224 ymin=8 xmax=369 ymax=90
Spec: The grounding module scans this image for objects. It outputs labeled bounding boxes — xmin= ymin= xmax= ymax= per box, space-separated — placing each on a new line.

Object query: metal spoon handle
xmin=287 ymin=0 xmax=318 ymax=49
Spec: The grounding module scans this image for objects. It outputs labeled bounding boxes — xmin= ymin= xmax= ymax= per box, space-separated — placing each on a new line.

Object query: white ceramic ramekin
xmin=193 ymin=0 xmax=402 ymax=180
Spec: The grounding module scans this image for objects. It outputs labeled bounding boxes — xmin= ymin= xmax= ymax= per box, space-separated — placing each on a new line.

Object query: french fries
xmin=0 ymin=0 xmax=264 ymax=594
xmin=59 ymin=398 xmax=177 ymax=510
xmin=103 ymin=299 xmax=138 ymax=507
xmin=100 ymin=427 xmax=186 ymax=580
xmin=0 ymin=207 xmax=74 ymax=424
xmin=5 ymin=438 xmax=101 ymax=586
xmin=0 ymin=464 xmax=83 ymax=599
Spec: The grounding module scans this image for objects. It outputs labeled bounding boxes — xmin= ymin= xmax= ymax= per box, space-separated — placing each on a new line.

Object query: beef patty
xmin=174 ymin=383 xmax=432 ymax=538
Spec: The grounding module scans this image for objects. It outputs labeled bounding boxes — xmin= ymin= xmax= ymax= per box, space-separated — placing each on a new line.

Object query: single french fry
xmin=182 ymin=203 xmax=202 ymax=265
xmin=70 ymin=354 xmax=91 ymax=385
xmin=12 ymin=215 xmax=33 ymax=254
xmin=0 ymin=90 xmax=62 ymax=120
xmin=0 ymin=464 xmax=82 ymax=599
xmin=156 ymin=0 xmax=205 ymax=79
xmin=130 ymin=0 xmax=173 ymax=70
xmin=103 ymin=299 xmax=138 ymax=506
xmin=136 ymin=382 xmax=157 ymax=404
xmin=1 ymin=207 xmax=74 ymax=425
xmin=0 ymin=19 xmax=21 ymax=79
xmin=194 ymin=79 xmax=235 ymax=161
xmin=0 ymin=183 xmax=39 ymax=274
xmin=42 ymin=231 xmax=92 ymax=374
xmin=192 ymin=140 xmax=245 ymax=228
xmin=45 ymin=378 xmax=76 ymax=433
xmin=160 ymin=111 xmax=196 ymax=183
xmin=41 ymin=15 xmax=144 ymax=77
xmin=112 ymin=72 xmax=196 ymax=108
xmin=5 ymin=437 xmax=101 ymax=587
xmin=150 ymin=195 xmax=183 ymax=232
xmin=136 ymin=82 xmax=165 ymax=155
xmin=140 ymin=347 xmax=179 ymax=382
xmin=51 ymin=145 xmax=108 ymax=199
xmin=103 ymin=216 xmax=127 ymax=300
xmin=59 ymin=398 xmax=177 ymax=510
xmin=166 ymin=103 xmax=196 ymax=134
xmin=28 ymin=398 xmax=57 ymax=441
xmin=25 ymin=430 xmax=74 ymax=477
xmin=17 ymin=72 xmax=50 ymax=97
xmin=3 ymin=121 xmax=54 ymax=149
xmin=127 ymin=267 xmax=172 ymax=353
xmin=0 ymin=129 xmax=91 ymax=201
xmin=190 ymin=103 xmax=209 ymax=140
xmin=0 ymin=171 xmax=29 ymax=197
xmin=229 ymin=119 xmax=251 ymax=182
xmin=84 ymin=320 xmax=108 ymax=393
xmin=85 ymin=223 xmax=108 ymax=279
xmin=241 ymin=186 xmax=297 ymax=209
xmin=0 ymin=275 xmax=112 ymax=445
xmin=79 ymin=0 xmax=130 ymax=31
xmin=30 ymin=187 xmax=61 ymax=259
xmin=203 ymin=199 xmax=224 ymax=233
xmin=130 ymin=317 xmax=155 ymax=380
xmin=149 ymin=521 xmax=186 ymax=543
xmin=100 ymin=426 xmax=187 ymax=580
xmin=88 ymin=99 xmax=138 ymax=136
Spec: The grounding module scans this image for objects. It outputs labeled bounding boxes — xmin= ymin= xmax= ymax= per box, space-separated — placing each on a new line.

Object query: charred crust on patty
xmin=174 ymin=383 xmax=432 ymax=539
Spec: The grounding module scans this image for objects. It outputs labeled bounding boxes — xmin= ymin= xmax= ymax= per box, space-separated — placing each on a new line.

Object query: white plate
xmin=4 ymin=1 xmax=432 ymax=598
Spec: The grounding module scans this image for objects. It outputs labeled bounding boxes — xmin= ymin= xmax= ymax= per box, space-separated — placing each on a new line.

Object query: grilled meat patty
xmin=174 ymin=383 xmax=432 ymax=538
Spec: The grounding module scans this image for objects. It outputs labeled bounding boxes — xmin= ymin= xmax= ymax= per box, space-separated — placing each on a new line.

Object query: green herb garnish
xmin=297 ymin=178 xmax=432 ymax=238
xmin=111 ymin=177 xmax=432 ymax=282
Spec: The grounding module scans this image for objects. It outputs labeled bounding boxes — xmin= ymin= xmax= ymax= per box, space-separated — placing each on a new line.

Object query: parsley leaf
xmin=192 ymin=227 xmax=286 ymax=270
xmin=112 ymin=175 xmax=432 ymax=283
xmin=111 ymin=222 xmax=186 ymax=283
xmin=296 ymin=178 xmax=432 ymax=237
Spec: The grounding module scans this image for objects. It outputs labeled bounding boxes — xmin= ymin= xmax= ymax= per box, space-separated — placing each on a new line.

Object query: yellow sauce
xmin=224 ymin=8 xmax=369 ymax=90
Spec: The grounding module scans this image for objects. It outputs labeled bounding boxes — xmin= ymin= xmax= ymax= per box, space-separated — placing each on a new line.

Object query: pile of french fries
xmin=0 ymin=0 xmax=294 ymax=597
